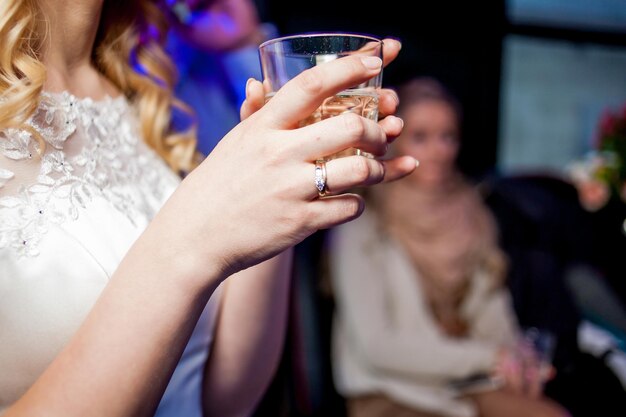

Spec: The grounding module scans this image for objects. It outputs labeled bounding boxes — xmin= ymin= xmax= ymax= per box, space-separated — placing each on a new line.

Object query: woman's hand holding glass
xmin=493 ymin=336 xmax=555 ymax=399
xmin=160 ymin=39 xmax=415 ymax=282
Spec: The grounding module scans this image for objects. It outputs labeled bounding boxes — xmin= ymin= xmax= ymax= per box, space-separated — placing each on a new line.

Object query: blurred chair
xmin=484 ymin=173 xmax=626 ymax=416
xmin=484 ymin=174 xmax=585 ymax=367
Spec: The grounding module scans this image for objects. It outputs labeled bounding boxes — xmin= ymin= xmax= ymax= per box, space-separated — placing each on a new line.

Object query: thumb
xmin=240 ymin=78 xmax=265 ymax=120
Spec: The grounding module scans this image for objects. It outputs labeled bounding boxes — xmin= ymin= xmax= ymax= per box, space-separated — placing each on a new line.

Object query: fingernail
xmin=245 ymin=78 xmax=254 ymax=96
xmin=386 ymin=37 xmax=402 ymax=50
xmin=397 ymin=117 xmax=404 ymax=128
xmin=391 ymin=90 xmax=400 ymax=105
xmin=361 ymin=56 xmax=382 ymax=70
xmin=415 ymin=159 xmax=420 ymax=167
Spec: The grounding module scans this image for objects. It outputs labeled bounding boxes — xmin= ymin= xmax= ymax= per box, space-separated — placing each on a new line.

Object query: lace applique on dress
xmin=0 ymin=92 xmax=175 ymax=257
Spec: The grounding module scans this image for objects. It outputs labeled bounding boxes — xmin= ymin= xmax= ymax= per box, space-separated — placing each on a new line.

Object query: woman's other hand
xmin=494 ymin=347 xmax=554 ymax=399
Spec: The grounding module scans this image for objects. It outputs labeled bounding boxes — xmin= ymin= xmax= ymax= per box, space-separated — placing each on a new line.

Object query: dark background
xmin=256 ymin=0 xmax=626 ymax=179
xmin=257 ymin=0 xmax=506 ymax=179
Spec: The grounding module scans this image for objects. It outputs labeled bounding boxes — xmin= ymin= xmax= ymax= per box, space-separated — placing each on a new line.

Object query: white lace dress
xmin=0 ymin=92 xmax=220 ymax=416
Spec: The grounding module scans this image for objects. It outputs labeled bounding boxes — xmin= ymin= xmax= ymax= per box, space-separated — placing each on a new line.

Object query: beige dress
xmin=330 ymin=209 xmax=519 ymax=417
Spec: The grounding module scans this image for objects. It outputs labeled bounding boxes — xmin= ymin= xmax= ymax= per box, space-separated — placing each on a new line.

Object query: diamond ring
xmin=315 ymin=159 xmax=328 ymax=197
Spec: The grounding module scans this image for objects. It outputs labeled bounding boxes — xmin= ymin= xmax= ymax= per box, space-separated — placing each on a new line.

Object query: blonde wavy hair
xmin=0 ymin=0 xmax=197 ymax=173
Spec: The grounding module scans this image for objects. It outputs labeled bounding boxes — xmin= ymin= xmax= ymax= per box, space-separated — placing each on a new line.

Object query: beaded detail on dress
xmin=0 ymin=92 xmax=173 ymax=257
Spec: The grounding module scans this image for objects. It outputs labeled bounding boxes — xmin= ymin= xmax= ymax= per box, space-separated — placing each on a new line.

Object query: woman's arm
xmin=471 ymin=286 xmax=520 ymax=346
xmin=6 ymin=224 xmax=224 ymax=417
xmin=202 ymin=250 xmax=293 ymax=417
xmin=6 ymin=47 xmax=412 ymax=417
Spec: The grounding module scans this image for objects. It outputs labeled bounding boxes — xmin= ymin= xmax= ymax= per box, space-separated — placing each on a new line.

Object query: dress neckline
xmin=41 ymin=90 xmax=128 ymax=107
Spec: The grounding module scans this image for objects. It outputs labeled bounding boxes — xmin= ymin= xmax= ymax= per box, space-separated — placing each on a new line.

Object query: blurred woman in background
xmin=330 ymin=78 xmax=570 ymax=417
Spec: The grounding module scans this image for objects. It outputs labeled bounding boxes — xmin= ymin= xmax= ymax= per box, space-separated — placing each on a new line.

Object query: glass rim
xmin=259 ymin=32 xmax=383 ymax=50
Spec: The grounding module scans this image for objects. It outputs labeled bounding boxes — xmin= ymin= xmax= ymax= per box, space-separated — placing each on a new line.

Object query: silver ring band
xmin=315 ymin=159 xmax=328 ymax=197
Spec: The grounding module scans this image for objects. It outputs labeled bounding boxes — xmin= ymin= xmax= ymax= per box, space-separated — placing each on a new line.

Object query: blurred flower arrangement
xmin=568 ymin=104 xmax=626 ymax=212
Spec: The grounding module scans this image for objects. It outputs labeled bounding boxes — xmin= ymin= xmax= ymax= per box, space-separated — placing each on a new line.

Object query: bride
xmin=0 ymin=0 xmax=414 ymax=416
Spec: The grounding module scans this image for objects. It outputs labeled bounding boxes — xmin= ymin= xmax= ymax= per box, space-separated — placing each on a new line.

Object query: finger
xmin=323 ymin=156 xmax=385 ymax=196
xmin=378 ymin=115 xmax=404 ymax=142
xmin=353 ymin=38 xmax=399 ymax=68
xmin=379 ymin=88 xmax=400 ymax=118
xmin=240 ymin=78 xmax=265 ymax=120
xmin=526 ymin=368 xmax=543 ymax=399
xmin=262 ymin=78 xmax=272 ymax=95
xmin=261 ymin=55 xmax=383 ymax=129
xmin=380 ymin=156 xmax=418 ymax=183
xmin=293 ymin=112 xmax=387 ymax=159
xmin=306 ymin=194 xmax=365 ymax=230
xmin=381 ymin=38 xmax=402 ymax=67
xmin=507 ymin=363 xmax=524 ymax=395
